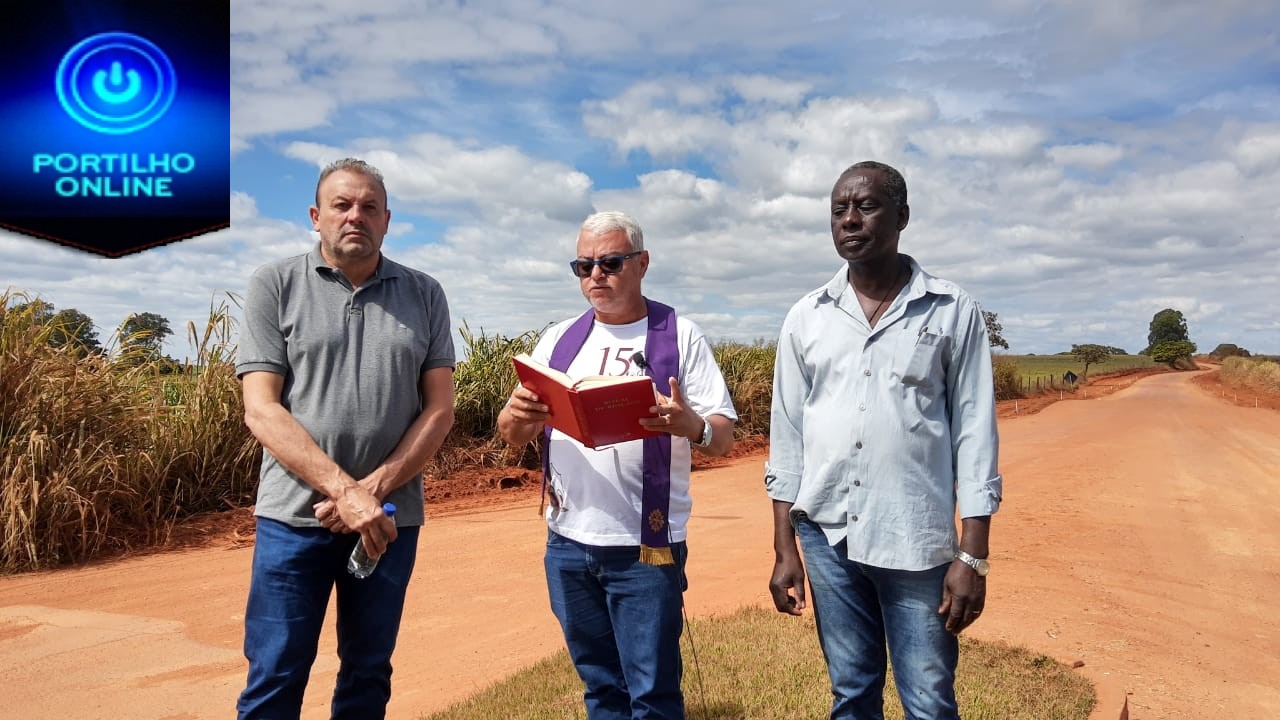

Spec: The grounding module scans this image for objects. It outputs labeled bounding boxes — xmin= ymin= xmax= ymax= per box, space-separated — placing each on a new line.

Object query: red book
xmin=512 ymin=353 xmax=663 ymax=448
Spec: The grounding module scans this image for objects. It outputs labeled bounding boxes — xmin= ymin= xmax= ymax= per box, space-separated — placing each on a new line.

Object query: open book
xmin=512 ymin=353 xmax=663 ymax=448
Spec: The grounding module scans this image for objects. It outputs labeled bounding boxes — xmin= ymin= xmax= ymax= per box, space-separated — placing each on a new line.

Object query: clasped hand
xmin=313 ymin=482 xmax=397 ymax=557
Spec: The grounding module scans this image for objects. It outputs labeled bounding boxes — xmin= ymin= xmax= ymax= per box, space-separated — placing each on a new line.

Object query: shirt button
xmin=851 ymin=515 xmax=859 ymax=522
xmin=858 ymin=404 xmax=866 ymax=411
xmin=854 ymin=480 xmax=861 ymax=486
xmin=855 ymin=441 xmax=863 ymax=449
xmin=864 ymin=369 xmax=872 ymax=376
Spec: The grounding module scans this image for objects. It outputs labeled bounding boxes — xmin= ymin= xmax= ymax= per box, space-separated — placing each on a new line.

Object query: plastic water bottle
xmin=347 ymin=502 xmax=396 ymax=579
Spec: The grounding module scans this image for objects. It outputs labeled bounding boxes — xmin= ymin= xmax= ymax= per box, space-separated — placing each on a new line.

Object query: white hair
xmin=580 ymin=211 xmax=644 ymax=252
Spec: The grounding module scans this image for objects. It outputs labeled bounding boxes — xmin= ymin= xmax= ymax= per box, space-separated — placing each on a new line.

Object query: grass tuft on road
xmin=423 ymin=605 xmax=1094 ymax=720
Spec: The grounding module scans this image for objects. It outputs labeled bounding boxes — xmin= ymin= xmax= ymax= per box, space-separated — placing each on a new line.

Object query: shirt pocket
xmin=901 ymin=331 xmax=946 ymax=389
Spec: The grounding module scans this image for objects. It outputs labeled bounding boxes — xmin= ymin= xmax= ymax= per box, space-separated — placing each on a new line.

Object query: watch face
xmin=975 ymin=558 xmax=990 ymax=576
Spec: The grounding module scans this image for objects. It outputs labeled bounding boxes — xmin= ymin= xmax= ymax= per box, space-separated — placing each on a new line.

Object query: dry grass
xmin=1219 ymin=356 xmax=1280 ymax=393
xmin=993 ymin=354 xmax=1023 ymax=400
xmin=422 ymin=605 xmax=1095 ymax=720
xmin=711 ymin=341 xmax=775 ymax=439
xmin=0 ymin=291 xmax=258 ymax=574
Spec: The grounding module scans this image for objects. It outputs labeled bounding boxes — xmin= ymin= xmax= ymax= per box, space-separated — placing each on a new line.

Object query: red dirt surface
xmin=2 ymin=369 xmax=1278 ymax=719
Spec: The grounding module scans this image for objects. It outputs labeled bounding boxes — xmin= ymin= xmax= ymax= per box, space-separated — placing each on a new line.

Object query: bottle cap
xmin=382 ymin=502 xmax=396 ymax=518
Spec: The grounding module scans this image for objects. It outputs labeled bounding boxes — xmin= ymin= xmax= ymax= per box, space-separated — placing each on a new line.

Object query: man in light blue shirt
xmin=766 ymin=161 xmax=1002 ymax=719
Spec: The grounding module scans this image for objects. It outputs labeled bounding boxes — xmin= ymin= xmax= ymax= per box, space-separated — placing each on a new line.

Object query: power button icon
xmin=56 ymin=32 xmax=177 ymax=135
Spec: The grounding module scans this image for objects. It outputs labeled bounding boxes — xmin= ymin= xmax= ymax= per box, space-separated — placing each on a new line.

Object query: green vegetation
xmin=446 ymin=323 xmax=544 ymax=472
xmin=1070 ymin=343 xmax=1111 ymax=380
xmin=710 ymin=340 xmax=775 ymax=438
xmin=1150 ymin=340 xmax=1197 ymax=366
xmin=118 ymin=311 xmax=175 ymax=366
xmin=1142 ymin=308 xmax=1196 ymax=359
xmin=998 ymin=354 xmax=1157 ymax=396
xmin=423 ymin=605 xmax=1095 ymax=720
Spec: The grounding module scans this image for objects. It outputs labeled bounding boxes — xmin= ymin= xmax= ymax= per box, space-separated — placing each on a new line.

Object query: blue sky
xmin=3 ymin=0 xmax=1279 ymax=358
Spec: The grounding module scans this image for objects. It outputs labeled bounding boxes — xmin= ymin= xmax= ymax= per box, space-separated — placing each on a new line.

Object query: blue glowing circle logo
xmin=56 ymin=32 xmax=177 ymax=135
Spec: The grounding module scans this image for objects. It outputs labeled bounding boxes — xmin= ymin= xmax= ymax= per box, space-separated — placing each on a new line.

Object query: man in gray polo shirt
xmin=235 ymin=157 xmax=455 ymax=719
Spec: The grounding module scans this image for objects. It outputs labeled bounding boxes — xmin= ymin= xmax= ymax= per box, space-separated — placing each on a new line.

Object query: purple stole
xmin=543 ymin=298 xmax=679 ymax=565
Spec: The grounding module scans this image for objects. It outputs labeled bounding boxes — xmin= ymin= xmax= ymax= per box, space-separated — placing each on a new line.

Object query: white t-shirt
xmin=531 ymin=313 xmax=737 ymax=546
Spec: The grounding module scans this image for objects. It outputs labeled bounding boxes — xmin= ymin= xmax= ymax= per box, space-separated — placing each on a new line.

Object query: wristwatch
xmin=693 ymin=416 xmax=713 ymax=448
xmin=955 ymin=550 xmax=990 ymax=577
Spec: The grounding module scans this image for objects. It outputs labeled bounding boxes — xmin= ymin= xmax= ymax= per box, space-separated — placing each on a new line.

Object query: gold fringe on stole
xmin=639 ymin=545 xmax=675 ymax=566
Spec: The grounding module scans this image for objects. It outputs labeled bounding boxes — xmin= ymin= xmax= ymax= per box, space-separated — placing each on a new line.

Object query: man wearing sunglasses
xmin=765 ymin=162 xmax=1002 ymax=719
xmin=498 ymin=210 xmax=737 ymax=719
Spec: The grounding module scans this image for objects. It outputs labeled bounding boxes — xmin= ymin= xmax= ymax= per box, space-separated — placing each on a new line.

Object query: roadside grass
xmin=1219 ymin=356 xmax=1280 ymax=393
xmin=0 ymin=292 xmax=259 ymax=573
xmin=999 ymin=354 xmax=1157 ymax=396
xmin=2 ymin=306 xmax=782 ymax=572
xmin=423 ymin=605 xmax=1095 ymax=720
xmin=1010 ymin=354 xmax=1155 ymax=383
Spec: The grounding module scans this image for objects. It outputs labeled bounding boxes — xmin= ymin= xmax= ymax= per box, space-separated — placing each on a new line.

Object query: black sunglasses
xmin=569 ymin=251 xmax=642 ymax=278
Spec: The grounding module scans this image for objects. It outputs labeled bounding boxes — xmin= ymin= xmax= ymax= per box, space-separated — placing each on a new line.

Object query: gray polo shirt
xmin=236 ymin=246 xmax=455 ymax=527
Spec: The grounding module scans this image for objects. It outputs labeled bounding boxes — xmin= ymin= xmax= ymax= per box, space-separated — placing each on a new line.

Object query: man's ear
xmin=309 ymin=206 xmax=320 ymax=230
xmin=898 ymin=204 xmax=910 ymax=232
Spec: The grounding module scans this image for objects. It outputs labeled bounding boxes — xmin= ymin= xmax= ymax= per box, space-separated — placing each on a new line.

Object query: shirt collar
xmin=307 ymin=243 xmax=399 ymax=284
xmin=819 ymin=254 xmax=958 ymax=306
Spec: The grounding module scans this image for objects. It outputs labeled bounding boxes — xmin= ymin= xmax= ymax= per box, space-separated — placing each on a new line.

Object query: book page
xmin=573 ymin=374 xmax=653 ymax=391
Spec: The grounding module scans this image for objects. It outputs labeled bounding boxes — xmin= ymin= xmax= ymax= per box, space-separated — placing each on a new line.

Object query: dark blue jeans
xmin=797 ymin=519 xmax=959 ymax=720
xmin=237 ymin=517 xmax=419 ymax=720
xmin=544 ymin=530 xmax=688 ymax=720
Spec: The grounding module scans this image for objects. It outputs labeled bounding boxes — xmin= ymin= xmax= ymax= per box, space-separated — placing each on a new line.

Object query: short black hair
xmin=840 ymin=161 xmax=908 ymax=209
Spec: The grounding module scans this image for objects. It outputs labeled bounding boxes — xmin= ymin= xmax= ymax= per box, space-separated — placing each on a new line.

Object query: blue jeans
xmin=797 ymin=519 xmax=959 ymax=720
xmin=544 ymin=530 xmax=688 ymax=720
xmin=237 ymin=517 xmax=419 ymax=720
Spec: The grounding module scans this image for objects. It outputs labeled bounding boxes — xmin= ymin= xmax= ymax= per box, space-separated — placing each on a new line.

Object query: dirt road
xmin=1 ymin=370 xmax=1277 ymax=719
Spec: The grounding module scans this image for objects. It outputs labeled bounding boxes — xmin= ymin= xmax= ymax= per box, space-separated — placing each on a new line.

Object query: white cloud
xmin=1047 ymin=143 xmax=1125 ymax=168
xmin=229 ymin=192 xmax=258 ymax=222
xmin=10 ymin=1 xmax=1280 ymax=361
xmin=911 ymin=124 xmax=1046 ymax=160
xmin=1231 ymin=126 xmax=1280 ymax=174
xmin=283 ymin=135 xmax=596 ymax=223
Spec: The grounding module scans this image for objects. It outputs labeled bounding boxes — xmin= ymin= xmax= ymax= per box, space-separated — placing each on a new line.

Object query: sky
xmin=3 ymin=0 xmax=1279 ymax=359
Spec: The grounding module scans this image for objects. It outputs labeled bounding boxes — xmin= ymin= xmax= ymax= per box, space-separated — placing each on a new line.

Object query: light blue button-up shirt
xmin=765 ymin=255 xmax=1002 ymax=571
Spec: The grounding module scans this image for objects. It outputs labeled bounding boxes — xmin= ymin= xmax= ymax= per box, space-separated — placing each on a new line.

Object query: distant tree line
xmin=985 ymin=306 xmax=1206 ymax=372
xmin=2 ymin=298 xmax=174 ymax=367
